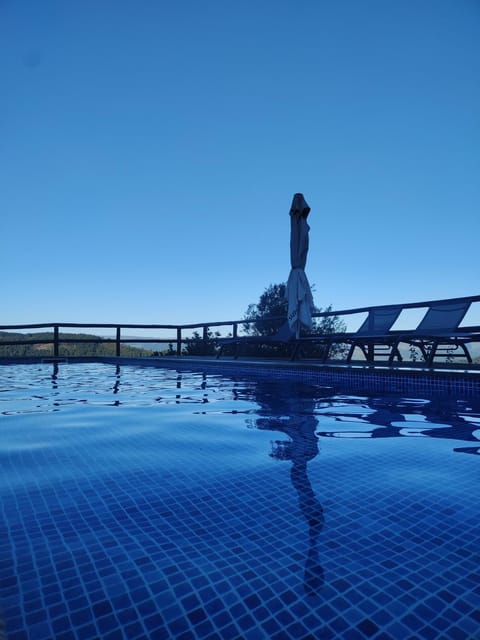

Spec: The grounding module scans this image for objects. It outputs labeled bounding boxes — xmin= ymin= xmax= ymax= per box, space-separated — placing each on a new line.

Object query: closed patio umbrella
xmin=286 ymin=193 xmax=314 ymax=338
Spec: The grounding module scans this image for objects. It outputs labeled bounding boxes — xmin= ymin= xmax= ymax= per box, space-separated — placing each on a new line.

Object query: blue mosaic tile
xmin=0 ymin=362 xmax=479 ymax=639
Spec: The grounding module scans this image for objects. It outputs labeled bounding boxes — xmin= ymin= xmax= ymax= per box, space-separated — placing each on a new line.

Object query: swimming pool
xmin=0 ymin=362 xmax=479 ymax=640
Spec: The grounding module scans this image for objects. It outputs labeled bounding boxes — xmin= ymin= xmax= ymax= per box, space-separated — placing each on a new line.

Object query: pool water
xmin=0 ymin=363 xmax=479 ymax=640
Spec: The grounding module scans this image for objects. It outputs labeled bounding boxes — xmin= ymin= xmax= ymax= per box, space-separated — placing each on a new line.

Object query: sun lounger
xmin=215 ymin=295 xmax=480 ymax=368
xmin=293 ymin=298 xmax=478 ymax=367
xmin=392 ymin=300 xmax=474 ymax=366
xmin=291 ymin=305 xmax=403 ymax=363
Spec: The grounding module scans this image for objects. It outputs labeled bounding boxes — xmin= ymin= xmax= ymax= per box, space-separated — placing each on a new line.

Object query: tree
xmin=243 ymin=283 xmax=289 ymax=336
xmin=243 ymin=282 xmax=346 ymax=336
xmin=183 ymin=328 xmax=221 ymax=356
xmin=242 ymin=282 xmax=347 ymax=359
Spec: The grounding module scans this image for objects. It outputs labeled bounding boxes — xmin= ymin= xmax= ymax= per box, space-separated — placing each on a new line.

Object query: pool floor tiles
xmin=0 ymin=445 xmax=479 ymax=640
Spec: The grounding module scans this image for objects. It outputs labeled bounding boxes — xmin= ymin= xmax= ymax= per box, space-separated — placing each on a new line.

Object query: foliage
xmin=243 ymin=283 xmax=289 ymax=337
xmin=183 ymin=328 xmax=221 ymax=356
xmin=238 ymin=283 xmax=348 ymax=359
xmin=243 ymin=282 xmax=347 ymax=336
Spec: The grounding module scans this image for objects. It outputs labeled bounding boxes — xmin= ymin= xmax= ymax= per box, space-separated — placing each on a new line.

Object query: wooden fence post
xmin=177 ymin=328 xmax=182 ymax=356
xmin=54 ymin=325 xmax=59 ymax=357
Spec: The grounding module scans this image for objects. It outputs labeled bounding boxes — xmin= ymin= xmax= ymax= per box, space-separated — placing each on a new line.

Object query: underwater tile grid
xmin=0 ymin=362 xmax=478 ymax=640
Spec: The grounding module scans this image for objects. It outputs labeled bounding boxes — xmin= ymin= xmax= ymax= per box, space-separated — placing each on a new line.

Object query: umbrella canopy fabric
xmin=286 ymin=193 xmax=314 ymax=336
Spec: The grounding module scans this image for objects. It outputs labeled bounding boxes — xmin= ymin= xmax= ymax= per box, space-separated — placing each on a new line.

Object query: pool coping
xmin=1 ymin=355 xmax=479 ymax=397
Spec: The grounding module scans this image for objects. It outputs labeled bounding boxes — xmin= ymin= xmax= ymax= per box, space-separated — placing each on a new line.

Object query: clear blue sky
xmin=2 ymin=0 xmax=479 ymax=327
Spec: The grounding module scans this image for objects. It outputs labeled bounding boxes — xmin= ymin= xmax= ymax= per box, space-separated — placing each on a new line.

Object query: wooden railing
xmin=1 ymin=294 xmax=480 ymax=359
xmin=0 ymin=319 xmax=256 ymax=358
xmin=0 ymin=317 xmax=289 ymax=358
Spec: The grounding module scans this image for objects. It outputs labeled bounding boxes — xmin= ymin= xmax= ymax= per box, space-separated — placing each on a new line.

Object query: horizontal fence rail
xmin=0 ymin=319 xmax=281 ymax=358
xmin=1 ymin=294 xmax=480 ymax=366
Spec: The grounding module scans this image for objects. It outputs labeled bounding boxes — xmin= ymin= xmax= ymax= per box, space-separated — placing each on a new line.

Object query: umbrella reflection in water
xmin=251 ymin=381 xmax=326 ymax=596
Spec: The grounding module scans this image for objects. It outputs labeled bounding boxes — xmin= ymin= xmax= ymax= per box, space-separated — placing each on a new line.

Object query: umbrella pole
xmin=296 ymin=303 xmax=300 ymax=340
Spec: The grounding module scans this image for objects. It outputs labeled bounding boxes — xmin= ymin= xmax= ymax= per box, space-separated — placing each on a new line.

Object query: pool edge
xmin=1 ymin=356 xmax=479 ymax=397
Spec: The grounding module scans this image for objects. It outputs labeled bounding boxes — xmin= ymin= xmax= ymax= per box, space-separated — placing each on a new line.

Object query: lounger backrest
xmin=415 ymin=301 xmax=470 ymax=332
xmin=356 ymin=306 xmax=402 ymax=335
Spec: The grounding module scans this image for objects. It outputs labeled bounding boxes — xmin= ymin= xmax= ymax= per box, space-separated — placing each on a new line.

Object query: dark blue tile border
xmin=1 ymin=357 xmax=479 ymax=398
xmin=108 ymin=357 xmax=480 ymax=398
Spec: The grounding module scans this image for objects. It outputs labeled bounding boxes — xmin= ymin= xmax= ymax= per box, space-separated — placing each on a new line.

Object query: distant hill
xmin=121 ymin=337 xmax=176 ymax=352
xmin=0 ymin=331 xmax=155 ymax=357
